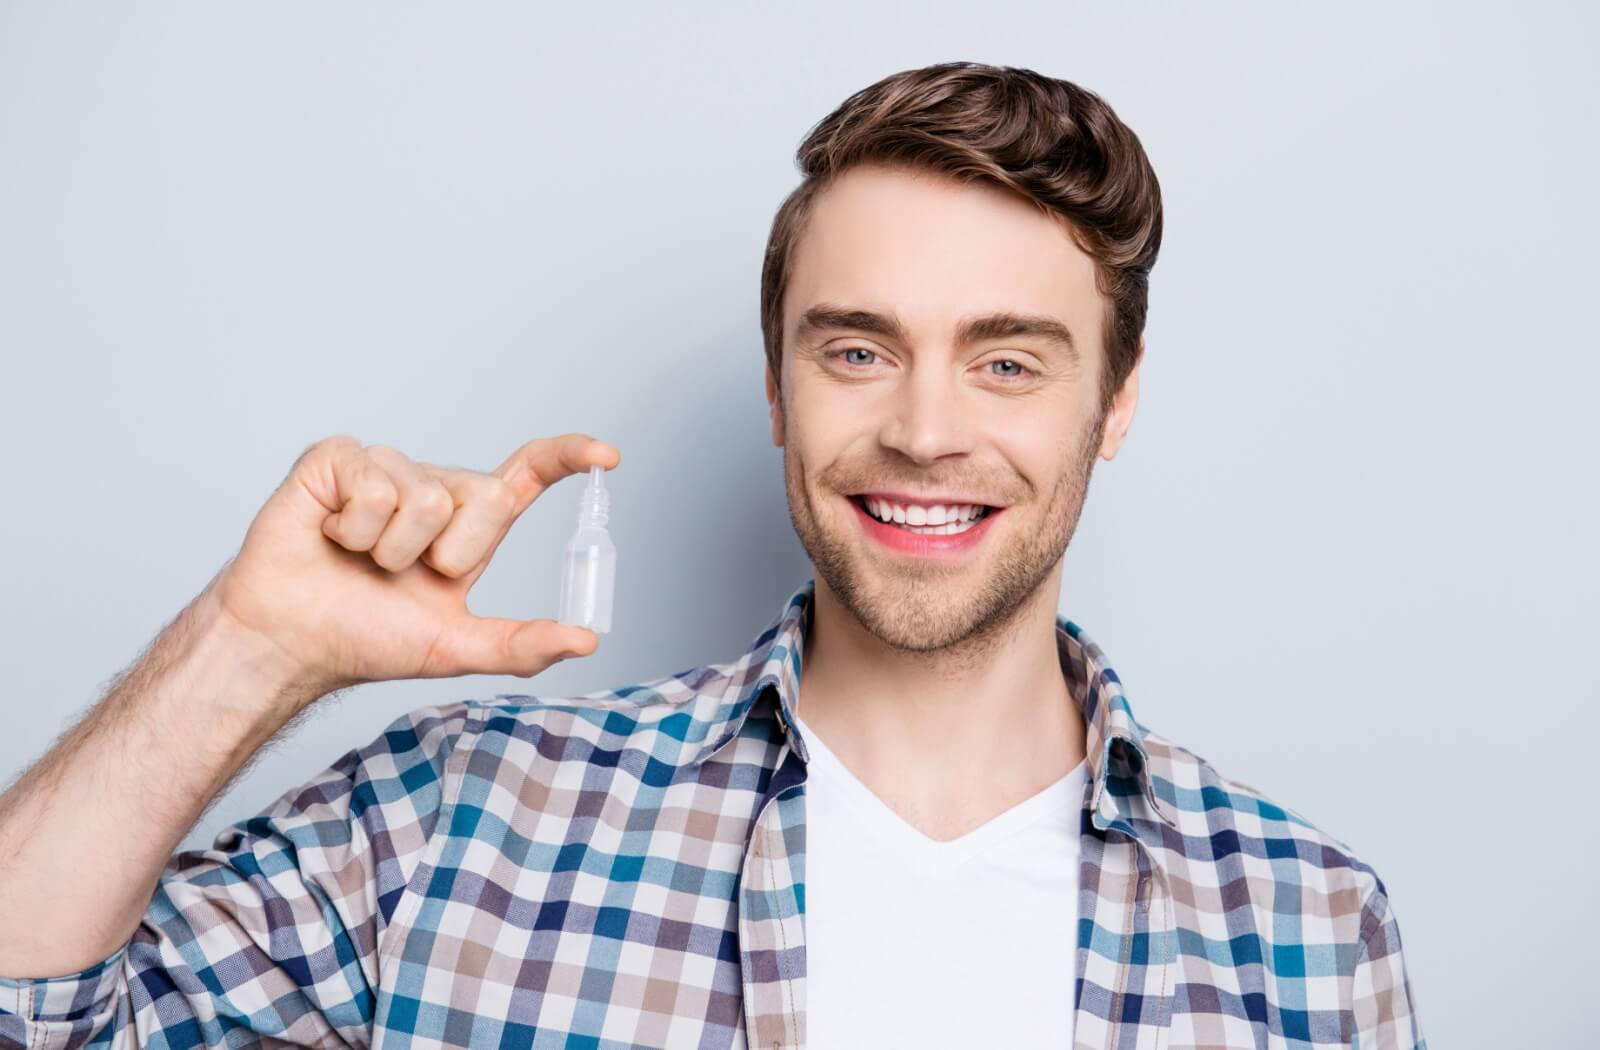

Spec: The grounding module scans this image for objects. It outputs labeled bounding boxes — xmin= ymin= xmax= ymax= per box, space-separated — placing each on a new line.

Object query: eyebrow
xmin=794 ymin=302 xmax=1079 ymax=363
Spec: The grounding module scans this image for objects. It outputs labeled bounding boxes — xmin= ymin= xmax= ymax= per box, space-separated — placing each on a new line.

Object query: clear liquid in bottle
xmin=558 ymin=465 xmax=616 ymax=633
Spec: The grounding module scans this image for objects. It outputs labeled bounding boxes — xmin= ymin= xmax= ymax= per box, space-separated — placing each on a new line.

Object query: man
xmin=0 ymin=61 xmax=1425 ymax=1048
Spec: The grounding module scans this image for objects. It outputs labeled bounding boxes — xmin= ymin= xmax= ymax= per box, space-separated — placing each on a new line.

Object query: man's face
xmin=766 ymin=163 xmax=1140 ymax=654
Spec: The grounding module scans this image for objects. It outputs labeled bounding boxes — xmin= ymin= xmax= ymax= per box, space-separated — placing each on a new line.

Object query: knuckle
xmin=297 ymin=434 xmax=353 ymax=468
xmin=483 ymin=477 xmax=517 ymax=515
xmin=355 ymin=480 xmax=397 ymax=508
xmin=418 ymin=484 xmax=455 ymax=517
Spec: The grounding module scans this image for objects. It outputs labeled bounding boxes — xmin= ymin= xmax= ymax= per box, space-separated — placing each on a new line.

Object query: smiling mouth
xmin=848 ymin=494 xmax=998 ymax=535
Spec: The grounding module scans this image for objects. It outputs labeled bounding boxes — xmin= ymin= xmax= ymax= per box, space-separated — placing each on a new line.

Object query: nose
xmin=876 ymin=359 xmax=976 ymax=465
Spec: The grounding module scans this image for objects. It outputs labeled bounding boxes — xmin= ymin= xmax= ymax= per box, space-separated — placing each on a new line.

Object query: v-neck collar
xmin=790 ymin=710 xmax=1090 ymax=872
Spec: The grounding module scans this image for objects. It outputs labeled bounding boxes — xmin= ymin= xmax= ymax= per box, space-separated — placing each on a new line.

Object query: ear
xmin=765 ymin=364 xmax=785 ymax=448
xmin=1097 ymin=339 xmax=1143 ymax=461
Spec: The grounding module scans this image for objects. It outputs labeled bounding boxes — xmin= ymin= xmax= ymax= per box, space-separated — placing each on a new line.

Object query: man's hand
xmin=214 ymin=433 xmax=620 ymax=715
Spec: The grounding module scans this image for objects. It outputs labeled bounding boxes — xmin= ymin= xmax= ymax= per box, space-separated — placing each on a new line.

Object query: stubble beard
xmin=782 ymin=408 xmax=1108 ymax=663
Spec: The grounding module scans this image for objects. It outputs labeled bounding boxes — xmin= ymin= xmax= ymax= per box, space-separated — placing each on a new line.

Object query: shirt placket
xmin=1077 ymin=832 xmax=1175 ymax=1050
xmin=738 ymin=739 xmax=808 ymax=1050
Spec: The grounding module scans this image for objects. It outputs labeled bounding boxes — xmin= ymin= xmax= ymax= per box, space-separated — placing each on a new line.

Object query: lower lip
xmin=849 ymin=497 xmax=1002 ymax=557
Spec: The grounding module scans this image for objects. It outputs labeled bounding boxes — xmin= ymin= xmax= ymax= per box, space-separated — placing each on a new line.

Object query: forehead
xmin=785 ymin=164 xmax=1102 ymax=345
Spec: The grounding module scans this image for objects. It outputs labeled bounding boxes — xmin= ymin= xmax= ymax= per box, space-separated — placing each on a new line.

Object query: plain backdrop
xmin=2 ymin=3 xmax=1595 ymax=1046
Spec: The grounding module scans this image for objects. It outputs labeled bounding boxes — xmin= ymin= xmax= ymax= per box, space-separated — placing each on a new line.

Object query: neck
xmin=794 ymin=569 xmax=1087 ymax=841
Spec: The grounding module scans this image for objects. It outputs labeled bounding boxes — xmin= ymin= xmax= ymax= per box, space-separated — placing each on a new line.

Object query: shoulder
xmin=1127 ymin=719 xmax=1425 ymax=1040
xmin=422 ymin=654 xmax=761 ymax=782
xmin=1135 ymin=719 xmax=1391 ymax=939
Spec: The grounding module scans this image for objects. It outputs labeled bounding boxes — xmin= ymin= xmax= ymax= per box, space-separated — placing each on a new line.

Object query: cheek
xmin=785 ymin=386 xmax=867 ymax=453
xmin=992 ymin=406 xmax=1097 ymax=497
xmin=990 ymin=416 xmax=1056 ymax=470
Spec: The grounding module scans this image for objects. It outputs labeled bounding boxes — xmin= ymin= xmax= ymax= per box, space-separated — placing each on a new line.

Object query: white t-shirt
xmin=790 ymin=712 xmax=1089 ymax=1049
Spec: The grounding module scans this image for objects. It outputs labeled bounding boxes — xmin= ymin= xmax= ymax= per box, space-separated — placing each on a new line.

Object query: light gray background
xmin=2 ymin=3 xmax=1594 ymax=1046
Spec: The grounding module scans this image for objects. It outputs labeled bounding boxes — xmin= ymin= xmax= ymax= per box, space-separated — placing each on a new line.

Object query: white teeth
xmin=863 ymin=497 xmax=983 ymax=526
xmin=860 ymin=496 xmax=988 ymax=534
xmin=903 ymin=517 xmax=980 ymax=535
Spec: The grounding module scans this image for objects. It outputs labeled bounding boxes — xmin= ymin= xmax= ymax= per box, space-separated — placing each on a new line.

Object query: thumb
xmin=431 ymin=614 xmax=599 ymax=678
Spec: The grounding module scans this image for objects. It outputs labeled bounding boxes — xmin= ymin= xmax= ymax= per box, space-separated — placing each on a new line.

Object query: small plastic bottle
xmin=558 ymin=465 xmax=616 ymax=633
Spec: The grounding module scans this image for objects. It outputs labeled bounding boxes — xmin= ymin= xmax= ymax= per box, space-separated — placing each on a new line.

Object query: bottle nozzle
xmin=577 ymin=464 xmax=609 ymax=527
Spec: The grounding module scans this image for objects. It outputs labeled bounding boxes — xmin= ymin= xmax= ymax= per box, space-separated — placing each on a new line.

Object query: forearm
xmin=0 ymin=578 xmax=327 ymax=979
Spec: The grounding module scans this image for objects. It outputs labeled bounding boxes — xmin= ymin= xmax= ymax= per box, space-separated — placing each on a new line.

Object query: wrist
xmin=184 ymin=580 xmax=336 ymax=732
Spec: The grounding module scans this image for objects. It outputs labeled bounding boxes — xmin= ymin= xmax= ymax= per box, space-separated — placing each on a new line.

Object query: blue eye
xmin=826 ymin=347 xmax=1033 ymax=382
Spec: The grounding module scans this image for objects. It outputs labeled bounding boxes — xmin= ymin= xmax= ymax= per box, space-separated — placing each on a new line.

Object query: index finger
xmin=492 ymin=433 xmax=621 ymax=516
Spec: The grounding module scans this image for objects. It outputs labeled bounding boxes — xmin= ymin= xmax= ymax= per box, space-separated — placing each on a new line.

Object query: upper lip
xmin=851 ymin=490 xmax=1003 ymax=509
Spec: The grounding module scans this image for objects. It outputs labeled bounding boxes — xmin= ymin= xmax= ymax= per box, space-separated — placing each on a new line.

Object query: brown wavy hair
xmin=760 ymin=61 xmax=1163 ymax=415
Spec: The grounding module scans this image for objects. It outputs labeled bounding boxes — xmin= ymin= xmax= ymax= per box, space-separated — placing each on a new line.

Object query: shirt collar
xmin=693 ymin=577 xmax=1180 ymax=840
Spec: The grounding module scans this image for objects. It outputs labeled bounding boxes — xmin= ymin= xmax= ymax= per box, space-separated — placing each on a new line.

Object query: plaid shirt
xmin=1 ymin=577 xmax=1425 ymax=1049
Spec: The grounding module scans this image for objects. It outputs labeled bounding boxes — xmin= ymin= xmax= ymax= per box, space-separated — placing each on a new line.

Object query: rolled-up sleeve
xmin=0 ymin=701 xmax=470 ymax=1049
xmin=1349 ymin=881 xmax=1427 ymax=1049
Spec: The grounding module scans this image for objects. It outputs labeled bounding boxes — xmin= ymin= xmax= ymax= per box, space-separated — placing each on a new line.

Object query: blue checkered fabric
xmin=0 ymin=576 xmax=1424 ymax=1048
